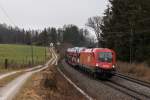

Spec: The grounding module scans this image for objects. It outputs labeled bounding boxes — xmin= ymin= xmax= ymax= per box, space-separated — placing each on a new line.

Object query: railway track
xmin=101 ymin=81 xmax=142 ymax=100
xmin=77 ymin=68 xmax=150 ymax=99
xmin=105 ymin=72 xmax=150 ymax=100
xmin=63 ymin=61 xmax=150 ymax=99
xmin=114 ymin=72 xmax=150 ymax=88
xmin=70 ymin=66 xmax=150 ymax=99
xmin=104 ymin=80 xmax=150 ymax=100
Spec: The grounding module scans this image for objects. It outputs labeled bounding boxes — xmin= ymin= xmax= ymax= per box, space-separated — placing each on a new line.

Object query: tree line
xmin=0 ymin=23 xmax=93 ymax=47
xmin=87 ymin=0 xmax=150 ymax=64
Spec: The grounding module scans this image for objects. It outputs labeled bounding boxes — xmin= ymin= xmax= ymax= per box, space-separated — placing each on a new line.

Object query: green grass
xmin=0 ymin=44 xmax=48 ymax=67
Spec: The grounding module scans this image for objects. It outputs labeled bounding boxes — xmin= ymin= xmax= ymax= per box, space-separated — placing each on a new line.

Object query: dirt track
xmin=14 ymin=65 xmax=86 ymax=100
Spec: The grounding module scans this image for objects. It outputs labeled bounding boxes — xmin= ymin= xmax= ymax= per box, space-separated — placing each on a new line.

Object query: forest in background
xmin=1 ymin=0 xmax=150 ymax=65
xmin=0 ymin=23 xmax=94 ymax=47
xmin=87 ymin=0 xmax=150 ymax=64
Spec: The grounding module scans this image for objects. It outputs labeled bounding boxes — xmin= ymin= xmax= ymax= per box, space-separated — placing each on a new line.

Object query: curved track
xmin=105 ymin=79 xmax=150 ymax=100
xmin=114 ymin=72 xmax=150 ymax=88
xmin=62 ymin=60 xmax=150 ymax=100
xmin=107 ymin=72 xmax=150 ymax=100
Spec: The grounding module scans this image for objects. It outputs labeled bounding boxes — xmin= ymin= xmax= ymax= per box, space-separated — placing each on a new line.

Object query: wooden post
xmin=5 ymin=59 xmax=8 ymax=69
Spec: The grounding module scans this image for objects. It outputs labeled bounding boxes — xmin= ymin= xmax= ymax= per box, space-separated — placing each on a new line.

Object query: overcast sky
xmin=0 ymin=0 xmax=108 ymax=30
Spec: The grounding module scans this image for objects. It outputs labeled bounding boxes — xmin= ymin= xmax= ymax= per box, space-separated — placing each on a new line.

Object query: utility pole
xmin=27 ymin=32 xmax=34 ymax=66
xmin=130 ymin=22 xmax=133 ymax=64
xmin=129 ymin=9 xmax=136 ymax=64
xmin=44 ymin=34 xmax=47 ymax=63
xmin=45 ymin=45 xmax=47 ymax=63
xmin=29 ymin=33 xmax=34 ymax=66
xmin=31 ymin=44 xmax=34 ymax=66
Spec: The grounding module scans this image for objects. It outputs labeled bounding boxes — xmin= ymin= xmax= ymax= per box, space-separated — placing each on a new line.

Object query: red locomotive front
xmin=79 ymin=48 xmax=116 ymax=77
xmin=93 ymin=48 xmax=116 ymax=70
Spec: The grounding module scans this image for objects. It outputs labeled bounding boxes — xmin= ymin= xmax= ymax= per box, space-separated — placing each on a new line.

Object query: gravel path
xmin=61 ymin=60 xmax=135 ymax=100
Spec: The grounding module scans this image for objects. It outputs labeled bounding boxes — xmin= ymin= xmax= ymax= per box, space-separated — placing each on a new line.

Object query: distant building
xmin=50 ymin=43 xmax=54 ymax=47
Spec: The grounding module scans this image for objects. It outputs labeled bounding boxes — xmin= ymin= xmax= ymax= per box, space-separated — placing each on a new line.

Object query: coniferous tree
xmin=101 ymin=0 xmax=150 ymax=63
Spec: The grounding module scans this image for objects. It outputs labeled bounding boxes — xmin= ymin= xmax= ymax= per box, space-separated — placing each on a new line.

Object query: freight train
xmin=65 ymin=47 xmax=116 ymax=78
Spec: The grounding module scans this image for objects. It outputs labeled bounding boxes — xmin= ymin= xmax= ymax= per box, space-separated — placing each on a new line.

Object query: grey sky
xmin=0 ymin=0 xmax=108 ymax=30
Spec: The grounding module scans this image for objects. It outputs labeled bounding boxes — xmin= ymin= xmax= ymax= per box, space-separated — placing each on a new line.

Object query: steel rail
xmin=107 ymin=79 xmax=150 ymax=100
xmin=113 ymin=72 xmax=150 ymax=88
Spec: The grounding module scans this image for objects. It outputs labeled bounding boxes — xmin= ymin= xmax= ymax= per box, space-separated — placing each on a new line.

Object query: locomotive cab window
xmin=98 ymin=52 xmax=112 ymax=63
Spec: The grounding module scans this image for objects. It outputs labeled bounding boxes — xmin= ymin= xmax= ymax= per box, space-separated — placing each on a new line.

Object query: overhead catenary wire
xmin=0 ymin=2 xmax=16 ymax=27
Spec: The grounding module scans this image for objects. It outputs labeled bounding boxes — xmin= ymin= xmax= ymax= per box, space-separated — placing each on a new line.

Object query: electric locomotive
xmin=66 ymin=47 xmax=116 ymax=78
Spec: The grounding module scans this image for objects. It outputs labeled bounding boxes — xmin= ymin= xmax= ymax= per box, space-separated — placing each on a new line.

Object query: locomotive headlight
xmin=96 ymin=63 xmax=99 ymax=67
xmin=112 ymin=65 xmax=115 ymax=68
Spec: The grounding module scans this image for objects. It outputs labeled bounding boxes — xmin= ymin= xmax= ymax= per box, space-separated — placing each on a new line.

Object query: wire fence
xmin=0 ymin=56 xmax=49 ymax=69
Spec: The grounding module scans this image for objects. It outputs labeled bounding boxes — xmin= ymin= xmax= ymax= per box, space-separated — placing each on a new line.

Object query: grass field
xmin=0 ymin=44 xmax=48 ymax=68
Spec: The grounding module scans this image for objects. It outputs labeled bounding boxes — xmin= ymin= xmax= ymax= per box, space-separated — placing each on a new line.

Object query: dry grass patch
xmin=14 ymin=65 xmax=86 ymax=100
xmin=117 ymin=61 xmax=150 ymax=81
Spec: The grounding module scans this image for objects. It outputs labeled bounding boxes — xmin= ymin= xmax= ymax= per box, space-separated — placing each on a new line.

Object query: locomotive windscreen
xmin=98 ymin=52 xmax=112 ymax=63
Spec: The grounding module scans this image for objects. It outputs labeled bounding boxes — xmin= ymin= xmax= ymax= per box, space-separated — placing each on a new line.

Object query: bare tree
xmin=86 ymin=16 xmax=103 ymax=47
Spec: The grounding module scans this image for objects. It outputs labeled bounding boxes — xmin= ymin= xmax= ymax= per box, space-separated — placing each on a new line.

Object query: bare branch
xmin=86 ymin=16 xmax=103 ymax=46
